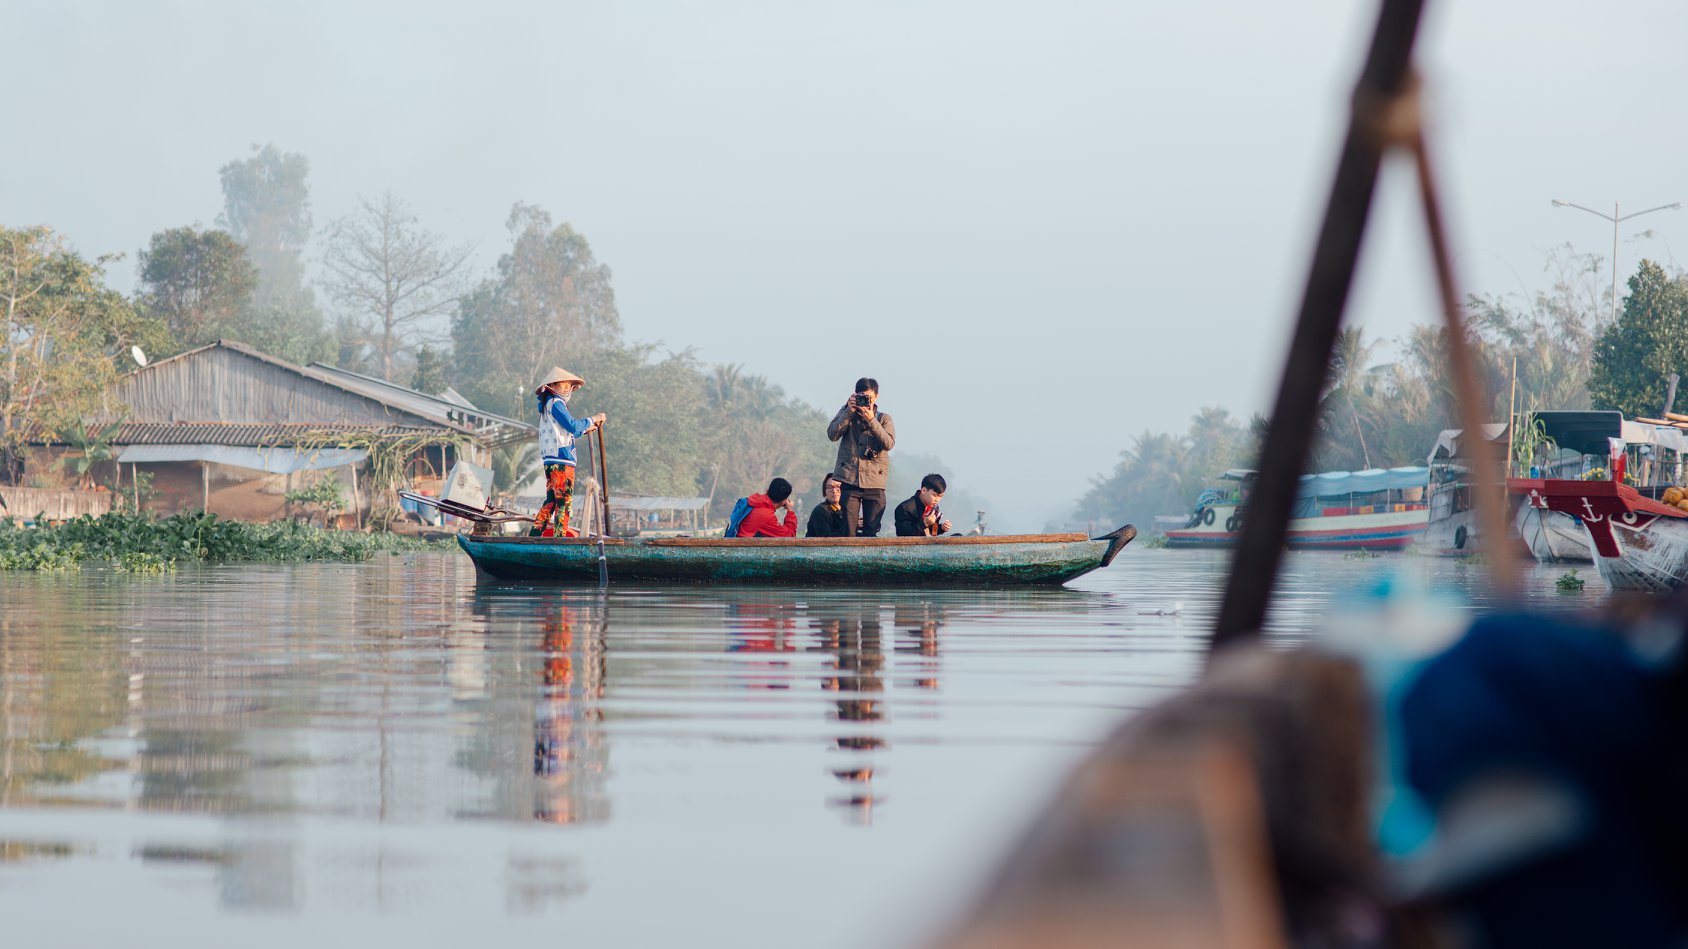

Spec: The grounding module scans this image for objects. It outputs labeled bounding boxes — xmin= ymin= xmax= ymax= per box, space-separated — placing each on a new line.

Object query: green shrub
xmin=0 ymin=512 xmax=443 ymax=571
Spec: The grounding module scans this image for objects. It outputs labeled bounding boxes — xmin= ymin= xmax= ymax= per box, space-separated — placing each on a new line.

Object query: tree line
xmin=1064 ymin=249 xmax=1688 ymax=532
xmin=0 ymin=143 xmax=969 ymax=518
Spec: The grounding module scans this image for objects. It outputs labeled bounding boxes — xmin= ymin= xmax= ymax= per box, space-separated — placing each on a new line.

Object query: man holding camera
xmin=827 ymin=377 xmax=896 ymax=537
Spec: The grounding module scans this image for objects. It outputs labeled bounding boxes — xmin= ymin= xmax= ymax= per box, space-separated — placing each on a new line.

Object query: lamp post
xmin=1551 ymin=199 xmax=1682 ymax=323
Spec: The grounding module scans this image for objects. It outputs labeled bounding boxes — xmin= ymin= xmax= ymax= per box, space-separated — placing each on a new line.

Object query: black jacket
xmin=806 ymin=502 xmax=849 ymax=538
xmin=894 ymin=494 xmax=942 ymax=537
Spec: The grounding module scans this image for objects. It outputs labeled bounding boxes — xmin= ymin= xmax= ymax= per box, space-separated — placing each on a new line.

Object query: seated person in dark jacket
xmin=806 ymin=473 xmax=849 ymax=537
xmin=894 ymin=473 xmax=954 ymax=537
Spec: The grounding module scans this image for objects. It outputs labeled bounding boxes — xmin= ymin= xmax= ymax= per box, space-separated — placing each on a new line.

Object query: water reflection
xmin=531 ymin=601 xmax=608 ymax=826
xmin=0 ymin=550 xmax=1595 ymax=932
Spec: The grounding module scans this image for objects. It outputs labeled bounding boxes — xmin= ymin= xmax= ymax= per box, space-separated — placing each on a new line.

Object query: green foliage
xmin=0 ymin=226 xmax=166 ymax=480
xmin=1588 ymin=260 xmax=1688 ymax=418
xmin=1556 ymin=569 xmax=1585 ymax=592
xmin=0 ymin=541 xmax=84 ymax=571
xmin=566 ymin=345 xmax=708 ymax=497
xmin=216 ymin=144 xmax=331 ymax=366
xmin=115 ymin=551 xmax=175 ymax=574
xmin=411 ymin=344 xmax=449 ymax=395
xmin=290 ymin=429 xmax=471 ymax=527
xmin=0 ymin=511 xmax=440 ymax=571
xmin=1068 ymin=407 xmax=1253 ymax=530
xmin=114 ymin=467 xmax=156 ymax=513
xmin=136 ymin=226 xmax=256 ymax=349
xmin=690 ymin=361 xmax=835 ymax=516
xmin=490 ymin=441 xmax=539 ymax=496
xmin=52 ymin=417 xmax=125 ymax=489
xmin=283 ymin=475 xmax=347 ymax=525
xmin=451 ymin=203 xmax=623 ymax=418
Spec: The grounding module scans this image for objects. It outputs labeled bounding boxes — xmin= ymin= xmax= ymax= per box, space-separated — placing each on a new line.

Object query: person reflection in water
xmin=893 ymin=602 xmax=944 ymax=692
xmin=533 ymin=603 xmax=607 ymax=825
xmin=814 ymin=606 xmax=887 ymax=823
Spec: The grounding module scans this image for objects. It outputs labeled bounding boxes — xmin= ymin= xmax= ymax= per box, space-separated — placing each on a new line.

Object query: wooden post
xmin=202 ymin=461 xmax=210 ymax=513
xmin=350 ymin=465 xmax=363 ymax=530
xmin=132 ymin=463 xmax=139 ymax=510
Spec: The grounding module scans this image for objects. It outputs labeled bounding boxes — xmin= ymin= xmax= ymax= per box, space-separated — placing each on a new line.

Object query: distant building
xmin=26 ymin=340 xmax=532 ymax=522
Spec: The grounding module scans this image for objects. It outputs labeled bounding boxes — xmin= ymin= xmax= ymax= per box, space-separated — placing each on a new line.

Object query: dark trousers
xmin=841 ymin=485 xmax=886 ymax=537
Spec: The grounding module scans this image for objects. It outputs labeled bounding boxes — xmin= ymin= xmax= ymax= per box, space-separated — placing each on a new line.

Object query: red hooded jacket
xmin=736 ymin=493 xmax=798 ymax=537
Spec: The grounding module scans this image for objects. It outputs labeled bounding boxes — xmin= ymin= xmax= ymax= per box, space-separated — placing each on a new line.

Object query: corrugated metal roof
xmin=28 ymin=421 xmax=442 ymax=447
xmin=307 ymin=363 xmax=533 ymax=436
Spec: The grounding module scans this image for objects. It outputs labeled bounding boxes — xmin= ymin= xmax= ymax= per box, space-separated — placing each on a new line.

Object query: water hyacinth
xmin=0 ymin=512 xmax=445 ymax=571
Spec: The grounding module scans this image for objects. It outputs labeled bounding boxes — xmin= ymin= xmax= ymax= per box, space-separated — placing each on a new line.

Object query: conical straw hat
xmin=537 ymin=366 xmax=585 ymax=391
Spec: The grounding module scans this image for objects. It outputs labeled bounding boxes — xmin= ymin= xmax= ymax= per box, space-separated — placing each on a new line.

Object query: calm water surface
xmin=0 ymin=549 xmax=1589 ymax=946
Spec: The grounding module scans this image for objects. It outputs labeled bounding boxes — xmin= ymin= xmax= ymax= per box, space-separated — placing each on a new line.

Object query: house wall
xmin=126 ymin=462 xmax=362 ymax=523
xmin=109 ymin=345 xmax=432 ymax=428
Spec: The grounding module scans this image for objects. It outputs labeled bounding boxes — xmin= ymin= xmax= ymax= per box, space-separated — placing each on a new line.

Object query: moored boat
xmin=1510 ymin=477 xmax=1688 ymax=592
xmin=1420 ymin=424 xmax=1508 ymax=556
xmin=457 ymin=526 xmax=1136 ymax=586
xmin=1164 ymin=467 xmax=1428 ymax=550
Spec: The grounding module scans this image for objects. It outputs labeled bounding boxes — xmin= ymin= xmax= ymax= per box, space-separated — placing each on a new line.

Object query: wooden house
xmin=27 ymin=341 xmax=532 ymax=522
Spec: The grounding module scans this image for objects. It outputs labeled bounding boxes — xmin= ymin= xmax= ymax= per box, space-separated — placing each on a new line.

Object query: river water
xmin=0 ymin=548 xmax=1591 ymax=946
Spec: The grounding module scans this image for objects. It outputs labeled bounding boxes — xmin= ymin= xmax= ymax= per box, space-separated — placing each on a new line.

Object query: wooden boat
xmin=457 ymin=525 xmax=1136 ymax=586
xmin=1165 ymin=468 xmax=1428 ymax=550
xmin=1511 ymin=477 xmax=1688 ymax=592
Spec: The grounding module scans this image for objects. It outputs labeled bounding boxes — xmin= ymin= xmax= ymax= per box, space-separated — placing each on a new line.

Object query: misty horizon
xmin=5 ymin=0 xmax=1684 ymax=530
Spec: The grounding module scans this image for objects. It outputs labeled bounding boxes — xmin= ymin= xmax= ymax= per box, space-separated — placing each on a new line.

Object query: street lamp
xmin=1551 ymin=199 xmax=1682 ymax=323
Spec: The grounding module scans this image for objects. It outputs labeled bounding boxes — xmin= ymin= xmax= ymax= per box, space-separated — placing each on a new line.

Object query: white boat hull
xmin=1513 ymin=506 xmax=1593 ymax=564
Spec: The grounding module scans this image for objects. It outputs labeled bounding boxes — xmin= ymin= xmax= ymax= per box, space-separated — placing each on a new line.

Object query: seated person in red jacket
xmin=737 ymin=478 xmax=799 ymax=537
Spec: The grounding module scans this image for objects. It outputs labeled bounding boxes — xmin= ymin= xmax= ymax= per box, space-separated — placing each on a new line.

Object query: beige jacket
xmin=828 ymin=402 xmax=896 ymax=489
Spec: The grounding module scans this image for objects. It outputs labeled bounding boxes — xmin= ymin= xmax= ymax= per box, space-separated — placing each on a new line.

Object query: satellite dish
xmin=131 ymin=345 xmax=148 ymax=367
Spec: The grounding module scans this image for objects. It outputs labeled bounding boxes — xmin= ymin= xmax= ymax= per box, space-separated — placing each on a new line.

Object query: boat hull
xmin=1165 ymin=507 xmax=1426 ymax=550
xmin=1514 ymin=505 xmax=1593 ymax=564
xmin=457 ymin=530 xmax=1130 ymax=587
xmin=1511 ymin=478 xmax=1688 ymax=592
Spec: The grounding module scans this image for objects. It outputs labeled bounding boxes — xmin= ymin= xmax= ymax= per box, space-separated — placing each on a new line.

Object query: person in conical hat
xmin=530 ymin=367 xmax=607 ymax=538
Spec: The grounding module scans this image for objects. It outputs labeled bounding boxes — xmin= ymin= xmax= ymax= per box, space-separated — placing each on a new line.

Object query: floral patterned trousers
xmin=530 ymin=463 xmax=576 ymax=537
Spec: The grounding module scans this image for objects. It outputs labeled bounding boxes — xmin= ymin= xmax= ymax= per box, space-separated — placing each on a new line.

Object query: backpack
xmin=724 ymin=497 xmax=753 ymax=538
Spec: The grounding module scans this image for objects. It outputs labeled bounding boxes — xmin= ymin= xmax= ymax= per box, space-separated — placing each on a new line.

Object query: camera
xmin=852 ymin=394 xmax=871 ymax=409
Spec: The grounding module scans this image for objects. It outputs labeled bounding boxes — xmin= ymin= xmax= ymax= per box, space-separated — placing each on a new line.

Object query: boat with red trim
xmin=1510 ymin=476 xmax=1688 ymax=592
xmin=1164 ymin=467 xmax=1428 ymax=550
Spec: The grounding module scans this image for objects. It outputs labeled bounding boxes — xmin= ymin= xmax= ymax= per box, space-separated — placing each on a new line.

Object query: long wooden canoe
xmin=457 ymin=525 xmax=1135 ymax=586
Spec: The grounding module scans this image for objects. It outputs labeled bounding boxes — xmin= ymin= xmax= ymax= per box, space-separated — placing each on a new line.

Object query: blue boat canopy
xmin=1296 ymin=467 xmax=1427 ymax=499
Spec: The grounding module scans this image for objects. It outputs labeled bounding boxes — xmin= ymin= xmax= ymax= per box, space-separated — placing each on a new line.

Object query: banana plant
xmin=53 ymin=417 xmax=126 ymax=490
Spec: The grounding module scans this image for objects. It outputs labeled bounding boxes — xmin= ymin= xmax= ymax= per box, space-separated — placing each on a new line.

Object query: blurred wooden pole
xmin=1411 ymin=126 xmax=1520 ymax=594
xmin=1213 ymin=0 xmax=1430 ymax=653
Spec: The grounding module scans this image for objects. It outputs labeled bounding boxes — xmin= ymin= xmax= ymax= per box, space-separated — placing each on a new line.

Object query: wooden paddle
xmin=595 ymin=422 xmax=610 ymax=587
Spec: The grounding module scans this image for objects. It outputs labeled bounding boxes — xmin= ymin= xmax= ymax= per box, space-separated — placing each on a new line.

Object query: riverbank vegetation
xmin=1066 ymin=249 xmax=1688 ymax=531
xmin=0 ymin=512 xmax=442 ymax=571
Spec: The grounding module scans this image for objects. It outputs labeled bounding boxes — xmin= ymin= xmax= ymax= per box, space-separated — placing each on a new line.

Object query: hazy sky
xmin=5 ymin=0 xmax=1685 ymax=530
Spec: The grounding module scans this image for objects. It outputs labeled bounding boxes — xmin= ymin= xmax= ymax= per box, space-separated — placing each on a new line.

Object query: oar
xmin=595 ymin=422 xmax=610 ymax=588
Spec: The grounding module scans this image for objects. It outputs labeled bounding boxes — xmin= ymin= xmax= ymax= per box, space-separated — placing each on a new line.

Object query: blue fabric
xmin=1398 ymin=613 xmax=1688 ymax=946
xmin=1297 ymin=466 xmax=1428 ymax=498
xmin=724 ymin=497 xmax=753 ymax=538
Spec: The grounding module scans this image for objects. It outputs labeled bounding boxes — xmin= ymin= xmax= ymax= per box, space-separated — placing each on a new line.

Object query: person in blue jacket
xmin=529 ymin=366 xmax=606 ymax=537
